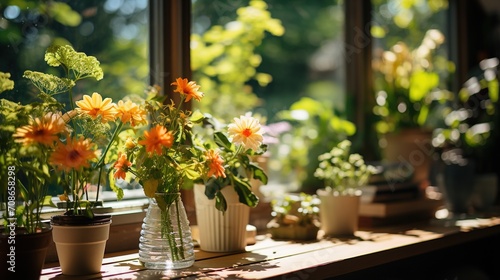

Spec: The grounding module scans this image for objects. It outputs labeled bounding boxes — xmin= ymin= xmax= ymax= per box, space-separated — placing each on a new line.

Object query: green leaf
xmin=190 ymin=110 xmax=205 ymax=123
xmin=215 ymin=191 xmax=227 ymax=212
xmin=232 ymin=177 xmax=259 ymax=207
xmin=214 ymin=131 xmax=232 ymax=150
xmin=42 ymin=195 xmax=57 ymax=207
xmin=45 ymin=45 xmax=103 ymax=81
xmin=409 ymin=70 xmax=439 ymax=102
xmin=250 ymin=163 xmax=268 ymax=184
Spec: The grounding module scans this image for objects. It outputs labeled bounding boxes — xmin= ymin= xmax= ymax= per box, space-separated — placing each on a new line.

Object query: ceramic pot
xmin=0 ymin=225 xmax=52 ymax=280
xmin=194 ymin=184 xmax=250 ymax=252
xmin=51 ymin=214 xmax=111 ymax=276
xmin=317 ymin=189 xmax=361 ymax=236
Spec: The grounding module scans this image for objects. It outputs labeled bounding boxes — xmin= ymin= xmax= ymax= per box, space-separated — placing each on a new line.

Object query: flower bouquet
xmin=0 ymin=44 xmax=147 ymax=275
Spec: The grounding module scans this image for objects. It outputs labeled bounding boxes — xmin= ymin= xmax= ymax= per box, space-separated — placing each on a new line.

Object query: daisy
xmin=204 ymin=149 xmax=226 ymax=178
xmin=138 ymin=125 xmax=174 ymax=155
xmin=113 ymin=153 xmax=132 ymax=179
xmin=13 ymin=112 xmax=67 ymax=146
xmin=227 ymin=115 xmax=263 ymax=151
xmin=50 ymin=137 xmax=97 ymax=172
xmin=116 ymin=100 xmax=147 ymax=127
xmin=171 ymin=78 xmax=204 ymax=102
xmin=75 ymin=92 xmax=117 ymax=123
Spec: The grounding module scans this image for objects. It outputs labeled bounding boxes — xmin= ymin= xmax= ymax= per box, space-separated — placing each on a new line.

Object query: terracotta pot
xmin=194 ymin=184 xmax=249 ymax=252
xmin=382 ymin=128 xmax=433 ymax=190
xmin=0 ymin=225 xmax=52 ymax=280
xmin=317 ymin=190 xmax=360 ymax=236
xmin=51 ymin=214 xmax=111 ymax=276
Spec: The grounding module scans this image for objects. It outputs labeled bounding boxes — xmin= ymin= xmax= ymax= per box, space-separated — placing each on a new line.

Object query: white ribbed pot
xmin=51 ymin=215 xmax=111 ymax=276
xmin=317 ymin=189 xmax=360 ymax=237
xmin=194 ymin=184 xmax=249 ymax=252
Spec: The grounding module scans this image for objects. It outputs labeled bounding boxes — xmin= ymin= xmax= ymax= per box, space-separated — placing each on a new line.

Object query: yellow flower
xmin=227 ymin=115 xmax=263 ymax=151
xmin=171 ymin=78 xmax=204 ymax=102
xmin=138 ymin=125 xmax=174 ymax=155
xmin=13 ymin=112 xmax=67 ymax=146
xmin=49 ymin=137 xmax=97 ymax=172
xmin=205 ymin=149 xmax=226 ymax=178
xmin=125 ymin=137 xmax=136 ymax=149
xmin=75 ymin=92 xmax=117 ymax=123
xmin=116 ymin=100 xmax=147 ymax=127
xmin=143 ymin=179 xmax=159 ymax=198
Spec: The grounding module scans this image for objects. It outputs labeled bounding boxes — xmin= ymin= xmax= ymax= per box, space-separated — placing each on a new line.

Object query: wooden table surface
xmin=40 ymin=216 xmax=500 ymax=279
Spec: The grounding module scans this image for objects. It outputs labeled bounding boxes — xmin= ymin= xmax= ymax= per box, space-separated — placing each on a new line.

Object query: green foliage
xmin=314 ymin=140 xmax=376 ymax=195
xmin=275 ymin=97 xmax=356 ymax=191
xmin=433 ymin=58 xmax=500 ymax=163
xmin=192 ymin=0 xmax=284 ymax=120
xmin=44 ymin=45 xmax=104 ymax=81
xmin=372 ymin=30 xmax=454 ymax=135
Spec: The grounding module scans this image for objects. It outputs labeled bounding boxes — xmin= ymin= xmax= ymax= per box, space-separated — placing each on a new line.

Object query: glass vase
xmin=139 ymin=193 xmax=195 ymax=269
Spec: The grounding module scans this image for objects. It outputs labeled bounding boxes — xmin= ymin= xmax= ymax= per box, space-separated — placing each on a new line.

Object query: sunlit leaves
xmin=23 ymin=70 xmax=75 ymax=96
xmin=45 ymin=45 xmax=104 ymax=81
xmin=0 ymin=72 xmax=14 ymax=94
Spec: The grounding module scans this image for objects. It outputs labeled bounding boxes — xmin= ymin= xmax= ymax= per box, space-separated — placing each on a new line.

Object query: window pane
xmin=0 ymin=0 xmax=149 ymax=199
xmin=191 ymin=0 xmax=346 ymax=193
xmin=371 ymin=0 xmax=451 ymax=136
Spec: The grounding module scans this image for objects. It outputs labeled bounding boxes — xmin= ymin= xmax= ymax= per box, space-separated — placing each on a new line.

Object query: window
xmin=191 ymin=0 xmax=347 ymax=193
xmin=0 ymin=0 xmax=149 ymax=200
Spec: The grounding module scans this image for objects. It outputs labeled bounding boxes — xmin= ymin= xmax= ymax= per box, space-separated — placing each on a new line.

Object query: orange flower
xmin=138 ymin=125 xmax=174 ymax=155
xmin=13 ymin=112 xmax=67 ymax=146
xmin=227 ymin=115 xmax=263 ymax=151
xmin=205 ymin=149 xmax=226 ymax=178
xmin=116 ymin=100 xmax=147 ymax=127
xmin=50 ymin=137 xmax=97 ymax=172
xmin=113 ymin=153 xmax=132 ymax=179
xmin=75 ymin=92 xmax=117 ymax=123
xmin=171 ymin=78 xmax=204 ymax=102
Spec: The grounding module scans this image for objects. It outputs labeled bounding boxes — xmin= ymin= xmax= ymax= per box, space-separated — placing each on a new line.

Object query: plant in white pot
xmin=314 ymin=140 xmax=376 ymax=237
xmin=192 ymin=114 xmax=268 ymax=252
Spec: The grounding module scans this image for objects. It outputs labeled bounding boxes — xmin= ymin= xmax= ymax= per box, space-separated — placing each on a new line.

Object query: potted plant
xmin=267 ymin=193 xmax=320 ymax=241
xmin=0 ymin=73 xmax=55 ymax=280
xmin=1 ymin=45 xmax=146 ymax=276
xmin=314 ymin=140 xmax=376 ymax=236
xmin=191 ymin=113 xmax=269 ymax=252
xmin=372 ymin=29 xmax=454 ymax=187
xmin=430 ymin=57 xmax=499 ymax=216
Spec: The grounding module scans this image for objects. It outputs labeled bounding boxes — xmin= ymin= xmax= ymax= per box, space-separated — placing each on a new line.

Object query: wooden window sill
xmin=41 ymin=215 xmax=500 ymax=279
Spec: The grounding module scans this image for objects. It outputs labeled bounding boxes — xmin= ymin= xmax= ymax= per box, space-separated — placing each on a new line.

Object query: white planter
xmin=317 ymin=189 xmax=360 ymax=236
xmin=51 ymin=216 xmax=111 ymax=275
xmin=194 ymin=184 xmax=249 ymax=252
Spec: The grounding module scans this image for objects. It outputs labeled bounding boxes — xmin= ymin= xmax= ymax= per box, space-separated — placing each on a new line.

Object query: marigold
xmin=171 ymin=78 xmax=204 ymax=102
xmin=205 ymin=149 xmax=226 ymax=178
xmin=116 ymin=100 xmax=147 ymax=127
xmin=227 ymin=115 xmax=263 ymax=151
xmin=75 ymin=92 xmax=117 ymax=123
xmin=50 ymin=137 xmax=97 ymax=172
xmin=113 ymin=153 xmax=132 ymax=179
xmin=138 ymin=125 xmax=174 ymax=155
xmin=13 ymin=112 xmax=67 ymax=146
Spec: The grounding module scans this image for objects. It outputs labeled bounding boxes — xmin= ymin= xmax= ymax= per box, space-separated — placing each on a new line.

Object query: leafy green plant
xmin=314 ymin=140 xmax=376 ymax=195
xmin=0 ymin=73 xmax=57 ymax=233
xmin=191 ymin=0 xmax=284 ymax=120
xmin=372 ymin=29 xmax=454 ymax=134
xmin=432 ymin=58 xmax=499 ymax=164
